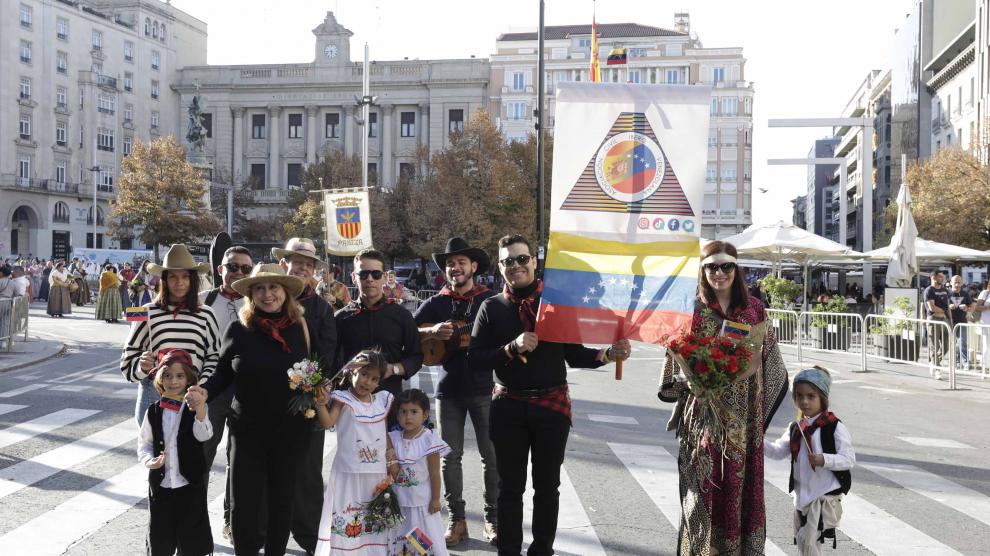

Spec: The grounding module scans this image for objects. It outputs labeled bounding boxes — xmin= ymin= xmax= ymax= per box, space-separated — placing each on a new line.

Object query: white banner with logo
xmin=549 ymin=82 xmax=710 ymax=239
xmin=324 ymin=189 xmax=373 ymax=256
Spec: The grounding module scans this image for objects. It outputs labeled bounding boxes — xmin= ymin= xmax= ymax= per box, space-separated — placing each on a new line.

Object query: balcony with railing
xmin=0 ymin=174 xmax=80 ymax=195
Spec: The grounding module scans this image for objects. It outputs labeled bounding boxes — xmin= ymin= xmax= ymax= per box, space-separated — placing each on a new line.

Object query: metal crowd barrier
xmin=0 ymin=297 xmax=30 ymax=352
xmin=417 ymin=290 xmax=439 ymax=301
xmin=798 ymin=310 xmax=864 ymax=361
xmin=950 ymin=323 xmax=990 ymax=386
xmin=863 ymin=314 xmax=951 ymax=382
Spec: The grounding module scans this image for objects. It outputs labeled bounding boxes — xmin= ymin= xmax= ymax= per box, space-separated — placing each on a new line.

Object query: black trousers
xmin=202 ymin=389 xmax=234 ymax=525
xmin=291 ymin=426 xmax=326 ymax=552
xmin=147 ymin=482 xmax=212 ymax=556
xmin=489 ymin=396 xmax=570 ymax=556
xmin=229 ymin=423 xmax=309 ymax=556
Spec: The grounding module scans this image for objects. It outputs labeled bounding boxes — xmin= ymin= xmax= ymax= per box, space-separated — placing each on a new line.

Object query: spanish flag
xmin=589 ymin=12 xmax=600 ymax=82
xmin=606 ymin=47 xmax=628 ymax=65
xmin=535 ymin=232 xmax=699 ymax=345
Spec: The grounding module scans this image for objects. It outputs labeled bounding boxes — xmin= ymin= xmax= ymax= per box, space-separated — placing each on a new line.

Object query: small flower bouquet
xmin=287 ymin=357 xmax=327 ymax=419
xmin=363 ymin=476 xmax=403 ymax=531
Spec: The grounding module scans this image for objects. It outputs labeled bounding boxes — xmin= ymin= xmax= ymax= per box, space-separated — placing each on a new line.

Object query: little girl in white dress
xmin=389 ymin=389 xmax=450 ymax=556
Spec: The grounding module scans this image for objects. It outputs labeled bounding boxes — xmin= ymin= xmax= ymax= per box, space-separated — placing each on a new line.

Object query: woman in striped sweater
xmin=120 ymin=244 xmax=220 ymax=425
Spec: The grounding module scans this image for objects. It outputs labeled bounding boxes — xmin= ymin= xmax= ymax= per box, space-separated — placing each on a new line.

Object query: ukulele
xmin=421 ymin=320 xmax=472 ymax=366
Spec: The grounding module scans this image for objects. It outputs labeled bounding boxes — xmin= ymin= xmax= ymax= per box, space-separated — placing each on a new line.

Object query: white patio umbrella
xmin=884 ymin=184 xmax=919 ymax=287
xmin=865 ymin=238 xmax=990 ymax=264
xmin=721 ymin=220 xmax=864 ymax=307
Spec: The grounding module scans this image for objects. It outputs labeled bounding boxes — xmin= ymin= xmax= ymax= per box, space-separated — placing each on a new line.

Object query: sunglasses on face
xmin=704 ymin=262 xmax=737 ymax=274
xmin=223 ymin=262 xmax=253 ymax=274
xmin=357 ymin=270 xmax=384 ymax=281
xmin=500 ymin=254 xmax=532 ymax=268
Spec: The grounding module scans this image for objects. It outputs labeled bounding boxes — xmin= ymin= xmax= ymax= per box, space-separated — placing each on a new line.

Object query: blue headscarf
xmin=794 ymin=367 xmax=831 ymax=398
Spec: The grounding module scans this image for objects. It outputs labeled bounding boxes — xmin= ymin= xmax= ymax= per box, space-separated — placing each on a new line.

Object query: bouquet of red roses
xmin=665 ymin=329 xmax=763 ymax=398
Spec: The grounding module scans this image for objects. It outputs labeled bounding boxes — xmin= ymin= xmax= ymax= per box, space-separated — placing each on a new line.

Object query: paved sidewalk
xmin=0 ymin=335 xmax=66 ymax=373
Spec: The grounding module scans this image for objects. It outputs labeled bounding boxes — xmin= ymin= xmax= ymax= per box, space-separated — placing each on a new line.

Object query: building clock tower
xmin=313 ymin=11 xmax=352 ymax=66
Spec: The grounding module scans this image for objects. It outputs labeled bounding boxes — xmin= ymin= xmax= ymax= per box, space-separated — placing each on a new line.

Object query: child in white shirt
xmin=765 ymin=366 xmax=855 ymax=555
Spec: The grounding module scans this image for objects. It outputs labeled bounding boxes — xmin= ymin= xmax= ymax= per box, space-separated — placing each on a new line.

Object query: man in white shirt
xmin=197 ymin=245 xmax=253 ymax=542
xmin=11 ymin=266 xmax=30 ymax=298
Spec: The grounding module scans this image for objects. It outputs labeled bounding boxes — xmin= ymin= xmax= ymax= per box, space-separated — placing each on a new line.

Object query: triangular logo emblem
xmin=561 ymin=112 xmax=694 ymax=216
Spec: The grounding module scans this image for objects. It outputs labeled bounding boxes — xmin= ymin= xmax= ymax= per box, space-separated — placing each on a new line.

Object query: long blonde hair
xmin=239 ymin=283 xmax=305 ymax=329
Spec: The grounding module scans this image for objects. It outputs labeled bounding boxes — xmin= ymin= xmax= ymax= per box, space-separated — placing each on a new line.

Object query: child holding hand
xmin=314 ymin=349 xmax=400 ymax=556
xmin=137 ymin=347 xmax=213 ymax=556
xmin=389 ymin=389 xmax=451 ymax=556
xmin=764 ymin=366 xmax=855 ymax=555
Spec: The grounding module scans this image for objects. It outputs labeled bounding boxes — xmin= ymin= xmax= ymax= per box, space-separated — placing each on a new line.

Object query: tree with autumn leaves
xmin=110 ymin=136 xmax=220 ymax=261
xmin=892 ymin=147 xmax=990 ymax=250
xmin=285 ymin=109 xmax=547 ymax=264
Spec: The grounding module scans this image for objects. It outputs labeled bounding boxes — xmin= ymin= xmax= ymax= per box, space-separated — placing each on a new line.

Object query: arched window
xmin=53 ymin=202 xmax=69 ymax=224
xmin=144 ymin=18 xmax=150 ymax=36
xmin=160 ymin=24 xmax=166 ymax=41
xmin=152 ymin=21 xmax=158 ymax=39
xmin=88 ymin=206 xmax=104 ymax=226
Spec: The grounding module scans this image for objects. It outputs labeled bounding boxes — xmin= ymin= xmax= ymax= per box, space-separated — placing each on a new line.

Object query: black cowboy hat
xmin=432 ymin=237 xmax=490 ymax=275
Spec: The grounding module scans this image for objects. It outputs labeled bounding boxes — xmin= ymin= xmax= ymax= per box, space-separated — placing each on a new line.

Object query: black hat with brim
xmin=432 ymin=237 xmax=490 ymax=275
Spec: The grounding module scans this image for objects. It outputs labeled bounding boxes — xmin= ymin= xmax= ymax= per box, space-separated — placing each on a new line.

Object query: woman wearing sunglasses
xmin=659 ymin=240 xmax=789 ymax=555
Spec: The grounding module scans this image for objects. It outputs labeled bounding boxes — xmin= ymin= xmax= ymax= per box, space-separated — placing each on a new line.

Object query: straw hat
xmin=271 ymin=237 xmax=326 ymax=268
xmin=147 ymin=244 xmax=212 ymax=277
xmin=231 ymin=263 xmax=305 ymax=299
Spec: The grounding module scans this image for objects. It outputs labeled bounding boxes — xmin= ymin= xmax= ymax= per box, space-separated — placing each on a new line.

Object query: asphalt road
xmin=1 ymin=302 xmax=989 ymax=555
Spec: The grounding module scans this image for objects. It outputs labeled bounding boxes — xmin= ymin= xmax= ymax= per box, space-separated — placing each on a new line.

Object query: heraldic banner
xmin=535 ymin=82 xmax=709 ymax=345
xmin=324 ymin=189 xmax=373 ymax=256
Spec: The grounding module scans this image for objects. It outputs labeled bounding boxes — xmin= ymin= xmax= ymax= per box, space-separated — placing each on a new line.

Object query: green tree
xmin=110 ymin=136 xmax=220 ymax=261
xmin=905 ymin=147 xmax=990 ymax=249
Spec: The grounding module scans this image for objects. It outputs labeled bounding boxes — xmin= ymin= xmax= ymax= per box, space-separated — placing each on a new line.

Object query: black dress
xmin=203 ymin=308 xmax=319 ymax=556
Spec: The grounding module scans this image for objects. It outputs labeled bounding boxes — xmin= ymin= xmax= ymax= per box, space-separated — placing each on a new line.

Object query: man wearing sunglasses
xmin=335 ymin=248 xmax=423 ymax=397
xmin=415 ymin=237 xmax=498 ymax=546
xmin=273 ymin=237 xmax=339 ymax=556
xmin=198 ymin=245 xmax=253 ymax=543
xmin=469 ymin=234 xmax=631 ymax=556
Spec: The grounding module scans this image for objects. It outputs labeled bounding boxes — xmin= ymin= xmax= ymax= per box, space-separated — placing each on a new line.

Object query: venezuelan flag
xmin=535 ymin=232 xmax=698 ymax=345
xmin=606 ymin=47 xmax=627 ymax=65
xmin=405 ymin=528 xmax=432 ymax=554
xmin=126 ymin=307 xmax=149 ymax=322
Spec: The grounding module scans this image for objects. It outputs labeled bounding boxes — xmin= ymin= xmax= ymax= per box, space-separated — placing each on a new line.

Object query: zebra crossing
xmin=0 ymin=367 xmax=987 ymax=555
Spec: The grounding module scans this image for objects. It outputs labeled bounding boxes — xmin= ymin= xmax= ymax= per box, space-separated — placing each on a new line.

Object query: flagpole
xmin=536 ymin=0 xmax=546 ymax=267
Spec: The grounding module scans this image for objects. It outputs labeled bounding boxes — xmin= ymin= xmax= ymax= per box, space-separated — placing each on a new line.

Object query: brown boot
xmin=445 ymin=519 xmax=468 ymax=547
xmin=484 ymin=520 xmax=498 ymax=545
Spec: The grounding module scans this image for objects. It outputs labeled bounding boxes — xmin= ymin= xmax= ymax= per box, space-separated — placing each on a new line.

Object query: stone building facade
xmin=1 ymin=0 xmax=206 ymax=259
xmin=173 ymin=12 xmax=490 ymax=207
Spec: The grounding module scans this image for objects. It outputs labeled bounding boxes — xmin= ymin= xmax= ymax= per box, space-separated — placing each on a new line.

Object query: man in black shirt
xmin=274 ymin=237 xmax=338 ymax=556
xmin=924 ymin=270 xmax=951 ymax=373
xmin=415 ymin=238 xmax=498 ymax=546
xmin=335 ymin=248 xmax=423 ymax=396
xmin=468 ymin=234 xmax=630 ymax=556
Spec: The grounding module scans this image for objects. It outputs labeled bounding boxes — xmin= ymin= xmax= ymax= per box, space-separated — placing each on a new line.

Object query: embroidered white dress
xmin=316 ymin=389 xmax=394 ymax=556
xmin=388 ymin=428 xmax=451 ymax=556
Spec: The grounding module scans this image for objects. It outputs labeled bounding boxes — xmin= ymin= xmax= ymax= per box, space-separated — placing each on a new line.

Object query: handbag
xmin=67 ymin=280 xmax=80 ymax=293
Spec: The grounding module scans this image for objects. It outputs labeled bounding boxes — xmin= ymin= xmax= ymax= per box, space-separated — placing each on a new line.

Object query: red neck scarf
xmin=440 ymin=284 xmax=490 ymax=303
xmin=503 ymin=280 xmax=542 ymax=333
xmin=256 ymin=315 xmax=295 ymax=352
xmin=219 ymin=288 xmax=243 ymax=301
xmin=790 ymin=411 xmax=838 ymax=461
xmin=169 ymin=301 xmax=188 ymax=320
xmin=297 ymin=285 xmax=315 ymax=302
xmin=353 ymin=296 xmax=392 ymax=316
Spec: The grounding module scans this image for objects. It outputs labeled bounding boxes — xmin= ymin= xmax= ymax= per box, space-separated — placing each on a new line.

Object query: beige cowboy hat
xmin=147 ymin=244 xmax=212 ymax=277
xmin=231 ymin=263 xmax=305 ymax=298
xmin=271 ymin=237 xmax=326 ymax=268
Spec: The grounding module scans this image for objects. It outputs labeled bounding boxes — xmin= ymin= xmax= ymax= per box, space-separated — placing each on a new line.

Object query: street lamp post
xmin=87 ymin=166 xmax=100 ymax=248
